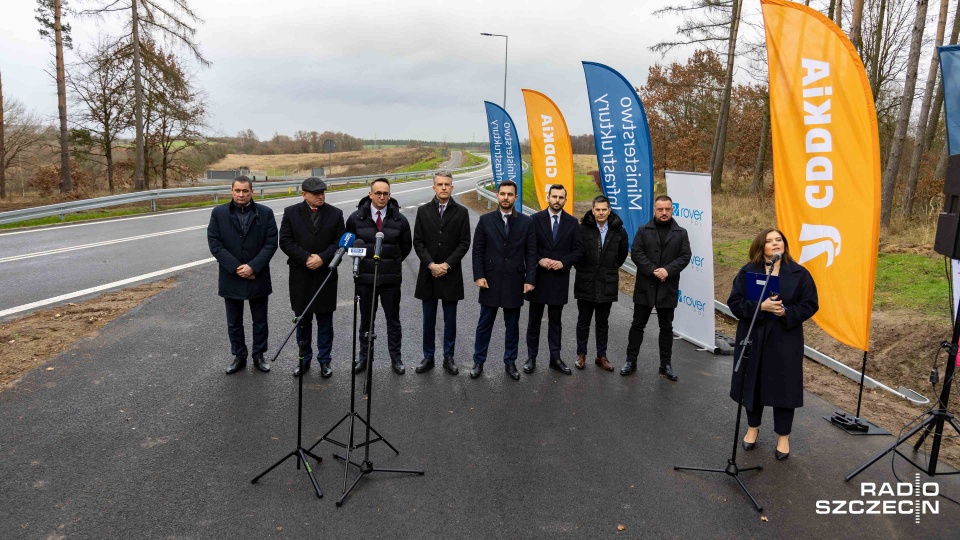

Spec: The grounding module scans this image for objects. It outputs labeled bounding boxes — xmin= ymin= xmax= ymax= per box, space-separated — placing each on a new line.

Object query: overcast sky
xmin=0 ymin=0 xmax=762 ymax=142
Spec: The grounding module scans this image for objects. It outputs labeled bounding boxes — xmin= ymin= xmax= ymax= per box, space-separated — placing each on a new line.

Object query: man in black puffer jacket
xmin=346 ymin=178 xmax=413 ymax=375
xmin=573 ymin=196 xmax=629 ymax=372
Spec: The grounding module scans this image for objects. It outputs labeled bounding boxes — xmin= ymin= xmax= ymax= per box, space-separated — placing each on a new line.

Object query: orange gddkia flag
xmin=521 ymin=89 xmax=575 ymax=214
xmin=762 ymin=0 xmax=880 ymax=351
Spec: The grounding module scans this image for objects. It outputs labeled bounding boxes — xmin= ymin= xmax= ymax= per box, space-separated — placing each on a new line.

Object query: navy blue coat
xmin=525 ymin=209 xmax=584 ymax=306
xmin=574 ymin=211 xmax=629 ymax=304
xmin=472 ymin=210 xmax=537 ymax=309
xmin=279 ymin=201 xmax=345 ymax=314
xmin=728 ymin=261 xmax=819 ymax=410
xmin=345 ymin=196 xmax=412 ymax=287
xmin=207 ymin=200 xmax=278 ymax=300
xmin=631 ymin=218 xmax=691 ymax=308
xmin=413 ymin=197 xmax=471 ymax=301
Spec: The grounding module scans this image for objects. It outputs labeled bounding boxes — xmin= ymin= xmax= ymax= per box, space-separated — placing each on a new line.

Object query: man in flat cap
xmin=279 ymin=177 xmax=346 ymax=377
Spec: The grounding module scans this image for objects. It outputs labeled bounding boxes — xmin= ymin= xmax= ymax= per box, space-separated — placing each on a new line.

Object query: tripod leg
xmin=674 ymin=465 xmax=727 ymax=473
xmin=309 ymin=413 xmax=352 ymax=452
xmin=913 ymin=425 xmax=932 ymax=450
xmin=846 ymin=416 xmax=936 ymax=481
xmin=251 ymin=450 xmax=298 ymax=484
xmin=370 ymin=466 xmax=425 ymax=475
xmin=296 ymin=448 xmax=323 ymax=499
xmin=732 ymin=474 xmax=763 ymax=512
xmin=336 ymin=469 xmax=366 ymax=507
xmin=353 ymin=415 xmax=401 ymax=455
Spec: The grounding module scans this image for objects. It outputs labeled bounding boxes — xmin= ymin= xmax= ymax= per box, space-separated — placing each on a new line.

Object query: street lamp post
xmin=480 ymin=32 xmax=508 ymax=110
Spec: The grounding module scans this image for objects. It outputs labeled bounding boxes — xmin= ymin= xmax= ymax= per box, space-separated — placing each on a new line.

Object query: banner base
xmin=823 ymin=410 xmax=890 ymax=436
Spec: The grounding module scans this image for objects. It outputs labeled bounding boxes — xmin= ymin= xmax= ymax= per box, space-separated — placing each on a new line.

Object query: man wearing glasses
xmin=346 ymin=178 xmax=413 ymax=375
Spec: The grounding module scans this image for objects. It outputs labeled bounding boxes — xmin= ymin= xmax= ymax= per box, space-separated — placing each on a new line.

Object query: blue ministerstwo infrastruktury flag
xmin=484 ymin=101 xmax=523 ymax=212
xmin=939 ymin=45 xmax=960 ymax=155
xmin=582 ymin=61 xmax=654 ymax=246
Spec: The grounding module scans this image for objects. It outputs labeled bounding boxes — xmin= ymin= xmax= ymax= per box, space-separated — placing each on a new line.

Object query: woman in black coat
xmin=728 ymin=228 xmax=818 ymax=461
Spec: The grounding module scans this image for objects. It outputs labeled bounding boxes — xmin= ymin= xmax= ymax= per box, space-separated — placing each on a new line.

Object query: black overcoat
xmin=472 ymin=211 xmax=537 ymax=309
xmin=278 ymin=201 xmax=346 ymax=314
xmin=728 ymin=261 xmax=819 ymax=410
xmin=206 ymin=200 xmax=278 ymax=300
xmin=631 ymin=218 xmax=692 ymax=308
xmin=413 ymin=197 xmax=471 ymax=301
xmin=525 ymin=209 xmax=584 ymax=306
xmin=345 ymin=196 xmax=412 ymax=287
xmin=574 ymin=211 xmax=629 ymax=304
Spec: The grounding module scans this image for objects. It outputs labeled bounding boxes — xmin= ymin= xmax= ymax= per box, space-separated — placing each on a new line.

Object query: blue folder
xmin=746 ymin=272 xmax=780 ymax=302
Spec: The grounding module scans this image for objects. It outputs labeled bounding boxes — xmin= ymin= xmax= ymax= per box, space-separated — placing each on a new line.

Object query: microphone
xmin=327 ymin=232 xmax=356 ymax=269
xmin=350 ymin=239 xmax=367 ymax=277
xmin=373 ymin=231 xmax=384 ymax=259
xmin=768 ymin=253 xmax=782 ymax=264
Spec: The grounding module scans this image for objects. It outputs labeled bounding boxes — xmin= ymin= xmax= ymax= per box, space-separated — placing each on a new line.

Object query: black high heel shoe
xmin=775 ymin=449 xmax=790 ymax=461
xmin=741 ymin=430 xmax=758 ymax=451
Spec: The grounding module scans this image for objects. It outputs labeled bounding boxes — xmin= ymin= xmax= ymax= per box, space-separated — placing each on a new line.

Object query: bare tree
xmin=869 ymin=0 xmax=889 ymax=96
xmin=36 ymin=0 xmax=73 ymax=194
xmin=2 ymin=96 xmax=50 ymax=199
xmin=67 ymin=38 xmax=133 ymax=193
xmin=880 ymin=0 xmax=928 ymax=227
xmin=1 ymin=70 xmax=5 ymax=199
xmin=82 ymin=0 xmax=209 ymax=191
xmin=902 ymin=0 xmax=950 ymax=216
xmin=850 ymin=0 xmax=866 ymax=52
xmin=709 ymin=0 xmax=742 ymax=191
xmin=751 ymin=90 xmax=770 ymax=193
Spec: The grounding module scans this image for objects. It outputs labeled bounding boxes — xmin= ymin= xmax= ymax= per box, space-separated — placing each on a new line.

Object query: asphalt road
xmin=1 ymin=184 xmax=958 ymax=538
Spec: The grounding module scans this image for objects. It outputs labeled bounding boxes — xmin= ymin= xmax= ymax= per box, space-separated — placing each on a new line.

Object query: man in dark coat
xmin=573 ymin=196 xmax=629 ymax=371
xmin=470 ymin=180 xmax=537 ymax=381
xmin=523 ymin=184 xmax=584 ymax=375
xmin=413 ymin=171 xmax=471 ymax=375
xmin=622 ymin=195 xmax=691 ymax=381
xmin=279 ymin=177 xmax=346 ymax=378
xmin=207 ymin=176 xmax=278 ymax=374
xmin=346 ymin=178 xmax=413 ymax=375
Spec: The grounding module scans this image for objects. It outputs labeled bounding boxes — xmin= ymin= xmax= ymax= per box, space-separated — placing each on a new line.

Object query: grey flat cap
xmin=301 ymin=177 xmax=327 ymax=193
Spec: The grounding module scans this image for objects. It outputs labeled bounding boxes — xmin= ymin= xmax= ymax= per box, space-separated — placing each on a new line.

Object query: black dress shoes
xmin=620 ymin=360 xmax=637 ymax=376
xmin=392 ymin=359 xmax=405 ymax=375
xmin=225 ymin=356 xmax=246 ymax=374
xmin=319 ymin=363 xmax=333 ymax=378
xmin=659 ymin=364 xmax=678 ymax=381
xmin=742 ymin=440 xmax=757 ymax=451
xmin=253 ymin=356 xmax=270 ymax=373
xmin=293 ymin=360 xmax=310 ymax=377
xmin=549 ymin=359 xmax=572 ymax=375
xmin=353 ymin=360 xmax=367 ymax=374
xmin=469 ymin=362 xmax=484 ymax=379
xmin=415 ymin=358 xmax=434 ymax=373
xmin=505 ymin=363 xmax=520 ymax=381
xmin=775 ymin=449 xmax=790 ymax=461
xmin=443 ymin=356 xmax=459 ymax=375
xmin=523 ymin=358 xmax=536 ymax=373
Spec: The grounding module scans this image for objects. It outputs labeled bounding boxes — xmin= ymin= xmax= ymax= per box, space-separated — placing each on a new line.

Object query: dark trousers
xmin=473 ymin=305 xmax=521 ymax=365
xmin=746 ymin=406 xmax=795 ymax=436
xmin=296 ymin=311 xmax=334 ymax=365
xmin=356 ymin=284 xmax=402 ymax=364
xmin=576 ymin=300 xmax=613 ymax=357
xmin=224 ymin=296 xmax=269 ymax=359
xmin=526 ymin=302 xmax=564 ymax=361
xmin=625 ymin=304 xmax=675 ymax=365
xmin=422 ymin=299 xmax=458 ymax=359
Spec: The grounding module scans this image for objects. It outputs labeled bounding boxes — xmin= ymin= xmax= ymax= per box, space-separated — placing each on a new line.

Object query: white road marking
xmin=0 ymin=225 xmax=207 ymax=264
xmin=0 ymin=257 xmax=216 ymax=319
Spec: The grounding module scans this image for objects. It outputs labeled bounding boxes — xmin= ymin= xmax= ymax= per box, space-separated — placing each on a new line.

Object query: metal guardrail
xmin=474 ymin=176 xmax=921 ymax=403
xmin=0 ymin=159 xmax=490 ymax=227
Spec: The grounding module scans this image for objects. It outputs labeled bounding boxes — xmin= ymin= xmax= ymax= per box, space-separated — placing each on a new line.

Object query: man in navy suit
xmin=524 ymin=185 xmax=584 ymax=375
xmin=470 ymin=180 xmax=537 ymax=381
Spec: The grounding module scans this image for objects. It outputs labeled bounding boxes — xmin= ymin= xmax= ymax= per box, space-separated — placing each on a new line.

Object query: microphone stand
xmin=331 ymin=242 xmax=424 ymax=507
xmin=250 ymin=258 xmax=342 ymax=498
xmin=674 ymin=260 xmax=776 ymax=512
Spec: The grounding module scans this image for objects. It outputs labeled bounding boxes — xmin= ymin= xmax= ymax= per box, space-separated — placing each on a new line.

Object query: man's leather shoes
xmin=415 ymin=358 xmax=434 ymax=374
xmin=620 ymin=360 xmax=637 ymax=376
xmin=225 ymin=356 xmax=246 ymax=374
xmin=292 ymin=360 xmax=310 ymax=377
xmin=596 ymin=356 xmax=614 ymax=371
xmin=253 ymin=356 xmax=270 ymax=373
xmin=523 ymin=358 xmax=536 ymax=373
xmin=319 ymin=363 xmax=333 ymax=378
xmin=505 ymin=363 xmax=520 ymax=381
xmin=659 ymin=364 xmax=678 ymax=381
xmin=353 ymin=360 xmax=367 ymax=374
xmin=549 ymin=359 xmax=572 ymax=375
xmin=391 ymin=359 xmax=405 ymax=375
xmin=469 ymin=362 xmax=484 ymax=379
xmin=574 ymin=354 xmax=586 ymax=370
xmin=443 ymin=356 xmax=459 ymax=375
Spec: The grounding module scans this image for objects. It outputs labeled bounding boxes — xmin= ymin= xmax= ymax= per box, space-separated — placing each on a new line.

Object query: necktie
xmin=503 ymin=214 xmax=510 ymax=236
xmin=552 ymin=215 xmax=559 ymax=241
xmin=439 ymin=204 xmax=445 ymax=219
xmin=376 ymin=210 xmax=383 ymax=232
